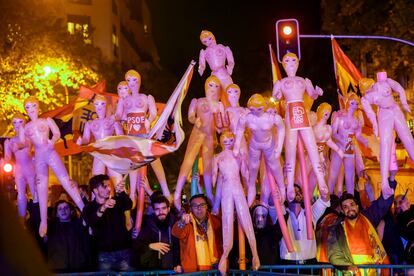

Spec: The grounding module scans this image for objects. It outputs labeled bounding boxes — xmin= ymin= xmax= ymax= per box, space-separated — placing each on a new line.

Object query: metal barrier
xmin=58 ymin=265 xmax=414 ymax=276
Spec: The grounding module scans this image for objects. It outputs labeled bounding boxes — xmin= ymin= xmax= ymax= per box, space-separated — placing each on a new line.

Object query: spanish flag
xmin=82 ymin=61 xmax=195 ymax=174
xmin=331 ymin=38 xmax=362 ymax=109
xmin=331 ymin=38 xmax=379 ymax=161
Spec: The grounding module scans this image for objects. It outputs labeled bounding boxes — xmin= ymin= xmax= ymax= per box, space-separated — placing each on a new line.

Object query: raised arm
xmin=387 ymin=78 xmax=411 ymax=114
xmin=305 ymin=78 xmax=323 ymax=99
xmin=361 ymin=95 xmax=378 ymax=137
xmin=114 ymin=120 xmax=124 ymax=135
xmin=147 ymin=94 xmax=157 ymax=123
xmin=225 ymin=46 xmax=234 ymax=75
xmin=198 ymin=49 xmax=206 ymax=76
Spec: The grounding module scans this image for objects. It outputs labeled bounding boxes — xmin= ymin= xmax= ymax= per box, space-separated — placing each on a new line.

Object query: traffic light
xmin=275 ymin=19 xmax=301 ymax=63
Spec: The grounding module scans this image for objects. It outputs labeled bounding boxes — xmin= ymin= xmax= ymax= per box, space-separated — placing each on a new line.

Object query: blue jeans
xmin=98 ymin=249 xmax=130 ymax=271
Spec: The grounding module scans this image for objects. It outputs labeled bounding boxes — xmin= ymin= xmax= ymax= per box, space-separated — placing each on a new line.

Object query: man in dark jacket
xmin=46 ymin=199 xmax=94 ymax=272
xmin=82 ymin=174 xmax=133 ymax=271
xmin=131 ymin=195 xmax=181 ymax=272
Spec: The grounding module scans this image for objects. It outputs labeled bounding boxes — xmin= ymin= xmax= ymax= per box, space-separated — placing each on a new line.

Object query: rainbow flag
xmin=83 ymin=61 xmax=195 ymax=174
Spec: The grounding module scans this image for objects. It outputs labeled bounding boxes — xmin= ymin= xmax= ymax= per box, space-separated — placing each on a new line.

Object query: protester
xmin=327 ymin=178 xmax=396 ymax=275
xmin=82 ymin=174 xmax=133 ymax=271
xmin=172 ymin=194 xmax=222 ymax=273
xmin=46 ymin=199 xmax=94 ymax=272
xmin=131 ymin=195 xmax=181 ymax=272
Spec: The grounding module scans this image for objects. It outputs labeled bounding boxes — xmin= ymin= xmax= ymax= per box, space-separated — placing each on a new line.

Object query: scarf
xmin=344 ymin=215 xmax=389 ymax=276
xmin=191 ymin=213 xmax=217 ymax=270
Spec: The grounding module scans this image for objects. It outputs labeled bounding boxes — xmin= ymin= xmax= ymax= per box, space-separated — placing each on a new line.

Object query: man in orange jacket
xmin=172 ymin=194 xmax=222 ymax=273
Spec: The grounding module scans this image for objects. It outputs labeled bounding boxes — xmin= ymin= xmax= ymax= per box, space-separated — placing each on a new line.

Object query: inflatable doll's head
xmin=205 ymin=75 xmax=221 ymax=101
xmin=345 ymin=92 xmax=360 ymax=111
xmin=316 ymin=102 xmax=332 ymax=122
xmin=225 ymin=84 xmax=240 ymax=107
xmin=200 ymin=30 xmax=216 ymax=47
xmin=282 ymin=52 xmax=299 ymax=77
xmin=220 ymin=130 xmax=235 ymax=150
xmin=117 ymin=81 xmax=131 ymax=99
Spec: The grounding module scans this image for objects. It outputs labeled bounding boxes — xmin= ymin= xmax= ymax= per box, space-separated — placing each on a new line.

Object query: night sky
xmin=147 ymin=0 xmax=338 ymax=110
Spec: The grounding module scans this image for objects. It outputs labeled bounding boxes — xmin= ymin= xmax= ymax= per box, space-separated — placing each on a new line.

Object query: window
xmin=67 ymin=0 xmax=92 ymax=5
xmin=67 ymin=15 xmax=91 ymax=44
xmin=112 ymin=25 xmax=119 ymax=57
xmin=112 ymin=0 xmax=118 ymax=15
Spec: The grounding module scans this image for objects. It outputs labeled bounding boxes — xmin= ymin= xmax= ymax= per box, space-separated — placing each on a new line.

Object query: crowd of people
xmin=12 ymin=171 xmax=414 ymax=275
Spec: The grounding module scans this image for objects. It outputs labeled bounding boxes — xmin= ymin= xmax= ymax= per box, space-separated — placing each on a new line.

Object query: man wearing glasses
xmin=172 ymin=194 xmax=222 ymax=273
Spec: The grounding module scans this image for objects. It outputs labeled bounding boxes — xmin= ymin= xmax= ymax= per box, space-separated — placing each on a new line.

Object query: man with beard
xmin=328 ymin=179 xmax=396 ymax=275
xmin=131 ymin=195 xmax=182 ymax=272
xmin=278 ymin=184 xmax=330 ymax=265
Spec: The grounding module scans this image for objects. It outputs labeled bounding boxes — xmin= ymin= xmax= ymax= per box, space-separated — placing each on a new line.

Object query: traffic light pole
xmin=300 ymin=34 xmax=414 ymax=47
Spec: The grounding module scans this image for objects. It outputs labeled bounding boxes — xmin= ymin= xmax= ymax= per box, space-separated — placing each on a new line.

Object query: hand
xmin=131 ymin=228 xmax=139 ymax=239
xmin=149 ymin=242 xmax=170 ymax=255
xmin=139 ymin=175 xmax=150 ymax=191
xmin=115 ymin=178 xmax=126 ymax=194
xmin=47 ymin=140 xmax=55 ymax=150
xmin=76 ymin=137 xmax=83 ymax=146
xmin=348 ymin=265 xmax=359 ymax=275
xmin=315 ymin=85 xmax=323 ymax=96
xmin=69 ymin=179 xmax=78 ymax=189
xmin=195 ymin=117 xmax=202 ymax=128
xmin=373 ymin=124 xmax=379 ymax=137
xmin=198 ymin=66 xmax=204 ymax=76
xmin=337 ymin=149 xmax=344 ymax=159
xmin=403 ymin=103 xmax=412 ymax=114
xmin=226 ymin=64 xmax=233 ymax=75
xmin=180 ymin=213 xmax=191 ymax=225
xmin=319 ymin=185 xmax=330 ymax=202
xmin=102 ymin=198 xmax=116 ymax=212
xmin=174 ymin=265 xmax=183 ymax=273
xmin=145 ymin=119 xmax=151 ymax=132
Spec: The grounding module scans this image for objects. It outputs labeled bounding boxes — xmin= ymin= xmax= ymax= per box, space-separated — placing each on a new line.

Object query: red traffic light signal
xmin=276 ymin=19 xmax=301 ymax=63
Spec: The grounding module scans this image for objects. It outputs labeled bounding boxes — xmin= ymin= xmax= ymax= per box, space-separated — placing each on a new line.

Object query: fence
xmin=59 ymin=264 xmax=414 ymax=276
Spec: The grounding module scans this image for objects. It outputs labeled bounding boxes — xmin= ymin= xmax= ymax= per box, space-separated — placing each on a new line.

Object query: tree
xmin=321 ymin=0 xmax=414 ymax=82
xmin=0 ymin=0 xmax=120 ymax=135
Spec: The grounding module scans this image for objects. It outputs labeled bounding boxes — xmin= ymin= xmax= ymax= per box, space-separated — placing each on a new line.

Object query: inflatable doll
xmin=4 ymin=113 xmax=38 ymax=217
xmin=198 ymin=30 xmax=235 ymax=106
xmin=115 ymin=70 xmax=170 ymax=200
xmin=212 ymin=131 xmax=260 ymax=274
xmin=174 ymin=76 xmax=225 ymax=210
xmin=361 ymin=71 xmax=414 ymax=197
xmin=272 ymin=52 xmax=328 ymax=201
xmin=22 ymin=96 xmax=84 ymax=237
xmin=234 ymin=93 xmax=285 ymax=206
xmin=77 ymin=95 xmax=123 ymax=183
xmin=308 ymin=103 xmax=344 ymax=195
xmin=327 ymin=93 xmax=368 ymax=195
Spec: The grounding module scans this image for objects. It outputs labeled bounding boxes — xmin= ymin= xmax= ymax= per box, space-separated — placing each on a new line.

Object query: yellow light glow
xmin=3 ymin=163 xmax=13 ymax=173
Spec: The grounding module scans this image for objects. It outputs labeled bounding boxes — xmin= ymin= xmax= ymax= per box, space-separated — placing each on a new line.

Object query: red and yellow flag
xmin=331 ymin=38 xmax=363 ymax=109
xmin=83 ymin=61 xmax=195 ymax=174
